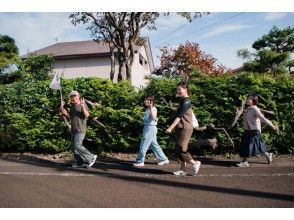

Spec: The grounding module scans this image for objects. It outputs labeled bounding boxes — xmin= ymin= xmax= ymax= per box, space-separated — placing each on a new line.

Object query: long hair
xmin=247 ymin=94 xmax=259 ymax=105
xmin=177 ymin=81 xmax=191 ymax=96
xmin=144 ymin=96 xmax=155 ymax=109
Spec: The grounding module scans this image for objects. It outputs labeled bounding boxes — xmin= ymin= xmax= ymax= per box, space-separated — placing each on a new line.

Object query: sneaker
xmin=87 ymin=155 xmax=97 ymax=168
xmin=237 ymin=161 xmax=250 ymax=167
xmin=265 ymin=152 xmax=273 ymax=164
xmin=72 ymin=163 xmax=87 ymax=168
xmin=133 ymin=162 xmax=144 ymax=167
xmin=173 ymin=170 xmax=187 ymax=176
xmin=157 ymin=159 xmax=169 ymax=166
xmin=192 ymin=161 xmax=201 ymax=175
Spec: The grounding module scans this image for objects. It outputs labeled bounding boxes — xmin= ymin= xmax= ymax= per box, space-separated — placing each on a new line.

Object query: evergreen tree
xmin=237 ymin=26 xmax=294 ymax=76
xmin=0 ymin=35 xmax=19 ymax=74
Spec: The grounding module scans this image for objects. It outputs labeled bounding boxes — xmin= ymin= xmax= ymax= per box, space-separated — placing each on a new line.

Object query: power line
xmin=154 ymin=12 xmax=246 ymax=47
xmin=152 ymin=22 xmax=190 ymax=44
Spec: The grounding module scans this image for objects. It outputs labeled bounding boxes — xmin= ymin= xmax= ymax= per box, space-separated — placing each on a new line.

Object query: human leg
xmin=135 ymin=135 xmax=152 ymax=164
xmin=173 ymin=128 xmax=194 ymax=175
xmin=72 ymin=133 xmax=95 ymax=164
xmin=173 ymin=161 xmax=187 ymax=176
xmin=264 ymin=152 xmax=273 ymax=164
xmin=149 ymin=127 xmax=168 ymax=162
xmin=71 ymin=134 xmax=85 ymax=165
xmin=237 ymin=159 xmax=249 ymax=167
xmin=237 ymin=131 xmax=252 ymax=167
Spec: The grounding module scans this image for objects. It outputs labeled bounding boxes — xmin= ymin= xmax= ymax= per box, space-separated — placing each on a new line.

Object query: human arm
xmin=80 ymin=98 xmax=90 ymax=118
xmin=166 ymin=98 xmax=191 ymax=133
xmin=255 ymin=108 xmax=278 ymax=131
xmin=60 ymin=101 xmax=70 ymax=119
xmin=149 ymin=106 xmax=158 ymax=121
xmin=166 ymin=117 xmax=181 ymax=133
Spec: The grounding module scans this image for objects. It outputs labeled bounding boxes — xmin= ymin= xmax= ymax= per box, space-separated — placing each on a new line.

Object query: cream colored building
xmin=23 ymin=38 xmax=154 ymax=88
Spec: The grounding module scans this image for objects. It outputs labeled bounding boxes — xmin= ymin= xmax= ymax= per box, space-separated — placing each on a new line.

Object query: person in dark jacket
xmin=166 ymin=82 xmax=201 ymax=176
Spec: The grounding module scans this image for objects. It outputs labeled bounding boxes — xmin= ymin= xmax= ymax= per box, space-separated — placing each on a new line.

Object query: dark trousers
xmin=174 ymin=127 xmax=193 ymax=162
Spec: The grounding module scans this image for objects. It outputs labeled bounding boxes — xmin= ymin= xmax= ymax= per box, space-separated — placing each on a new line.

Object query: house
xmin=230 ymin=66 xmax=244 ymax=74
xmin=23 ymin=38 xmax=154 ymax=88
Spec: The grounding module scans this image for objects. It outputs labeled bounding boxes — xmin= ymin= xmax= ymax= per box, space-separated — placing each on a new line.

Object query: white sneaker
xmin=192 ymin=161 xmax=201 ymax=175
xmin=88 ymin=155 xmax=97 ymax=168
xmin=72 ymin=163 xmax=86 ymax=168
xmin=133 ymin=162 xmax=144 ymax=167
xmin=265 ymin=152 xmax=273 ymax=164
xmin=157 ymin=159 xmax=169 ymax=165
xmin=237 ymin=161 xmax=250 ymax=167
xmin=173 ymin=170 xmax=187 ymax=176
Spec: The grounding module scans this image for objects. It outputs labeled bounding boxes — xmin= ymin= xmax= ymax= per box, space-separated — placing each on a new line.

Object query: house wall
xmin=131 ymin=45 xmax=151 ymax=89
xmin=53 ymin=46 xmax=152 ymax=88
xmin=53 ymin=56 xmax=120 ymax=82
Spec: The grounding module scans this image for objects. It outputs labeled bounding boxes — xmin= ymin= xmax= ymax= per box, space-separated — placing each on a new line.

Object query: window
xmin=139 ymin=53 xmax=148 ymax=70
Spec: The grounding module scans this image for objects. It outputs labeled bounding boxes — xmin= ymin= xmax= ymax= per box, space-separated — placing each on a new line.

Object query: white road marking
xmin=0 ymin=171 xmax=293 ymax=178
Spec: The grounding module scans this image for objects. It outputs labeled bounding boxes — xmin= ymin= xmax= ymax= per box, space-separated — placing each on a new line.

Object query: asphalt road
xmin=0 ymin=154 xmax=293 ymax=208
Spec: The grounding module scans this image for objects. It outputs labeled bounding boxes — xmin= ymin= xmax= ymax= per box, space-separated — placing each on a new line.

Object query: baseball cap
xmin=69 ymin=90 xmax=79 ymax=96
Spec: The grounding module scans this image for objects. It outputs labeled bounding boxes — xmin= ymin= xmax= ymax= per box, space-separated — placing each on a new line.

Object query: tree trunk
xmin=125 ymin=61 xmax=131 ymax=81
xmin=117 ymin=49 xmax=125 ymax=82
xmin=109 ymin=45 xmax=115 ymax=82
xmin=126 ymin=40 xmax=136 ymax=82
xmin=118 ymin=61 xmax=126 ymax=82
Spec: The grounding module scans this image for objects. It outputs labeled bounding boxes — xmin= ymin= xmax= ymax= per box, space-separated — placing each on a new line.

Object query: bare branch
xmin=85 ymin=99 xmax=101 ymax=108
xmin=92 ymin=117 xmax=106 ymax=128
xmin=228 ymin=106 xmax=244 ymax=129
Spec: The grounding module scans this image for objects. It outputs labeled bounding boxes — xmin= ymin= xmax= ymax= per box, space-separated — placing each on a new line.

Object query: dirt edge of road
xmin=0 ymin=151 xmax=293 ymax=167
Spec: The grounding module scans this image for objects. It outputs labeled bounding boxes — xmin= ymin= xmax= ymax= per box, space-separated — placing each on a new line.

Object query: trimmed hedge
xmin=0 ymin=73 xmax=293 ymax=154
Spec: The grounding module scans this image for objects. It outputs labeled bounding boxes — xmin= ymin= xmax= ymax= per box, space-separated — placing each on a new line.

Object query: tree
xmin=287 ymin=59 xmax=294 ymax=73
xmin=70 ymin=13 xmax=160 ymax=82
xmin=252 ymin=26 xmax=294 ymax=52
xmin=155 ymin=41 xmax=228 ymax=79
xmin=69 ymin=12 xmax=204 ymax=82
xmin=0 ymin=35 xmax=19 ymax=74
xmin=20 ymin=54 xmax=54 ymax=81
xmin=237 ymin=26 xmax=294 ymax=76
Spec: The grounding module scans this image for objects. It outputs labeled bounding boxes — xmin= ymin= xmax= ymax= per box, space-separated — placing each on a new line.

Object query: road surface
xmin=0 ymin=154 xmax=293 ymax=207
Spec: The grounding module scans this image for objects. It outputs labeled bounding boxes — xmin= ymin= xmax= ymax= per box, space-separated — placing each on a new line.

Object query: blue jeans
xmin=71 ymin=133 xmax=95 ymax=165
xmin=136 ymin=126 xmax=168 ymax=163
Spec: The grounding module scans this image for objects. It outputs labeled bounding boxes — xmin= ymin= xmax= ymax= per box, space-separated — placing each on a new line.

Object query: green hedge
xmin=0 ymin=73 xmax=293 ymax=154
xmin=145 ymin=73 xmax=294 ymax=155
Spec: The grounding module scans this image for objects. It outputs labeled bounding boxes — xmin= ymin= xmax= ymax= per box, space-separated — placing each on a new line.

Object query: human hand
xmin=166 ymin=127 xmax=172 ymax=134
xmin=80 ymin=98 xmax=86 ymax=108
xmin=60 ymin=100 xmax=65 ymax=108
xmin=272 ymin=125 xmax=279 ymax=131
xmin=59 ymin=107 xmax=67 ymax=115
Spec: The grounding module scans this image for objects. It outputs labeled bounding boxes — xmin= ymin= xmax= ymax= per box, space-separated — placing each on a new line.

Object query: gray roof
xmin=22 ymin=40 xmax=111 ymax=58
xmin=22 ymin=38 xmax=154 ymax=72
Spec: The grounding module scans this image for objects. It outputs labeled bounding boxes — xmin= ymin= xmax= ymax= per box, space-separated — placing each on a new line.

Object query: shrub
xmin=0 ymin=74 xmax=293 ymax=154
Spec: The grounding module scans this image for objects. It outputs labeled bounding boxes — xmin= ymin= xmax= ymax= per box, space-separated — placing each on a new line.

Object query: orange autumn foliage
xmin=157 ymin=42 xmax=229 ymax=78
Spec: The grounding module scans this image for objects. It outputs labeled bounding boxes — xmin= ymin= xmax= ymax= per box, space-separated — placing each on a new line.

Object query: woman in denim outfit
xmin=133 ymin=96 xmax=169 ymax=167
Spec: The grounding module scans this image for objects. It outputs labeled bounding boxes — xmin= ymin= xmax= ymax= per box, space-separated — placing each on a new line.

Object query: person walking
xmin=166 ymin=82 xmax=201 ymax=176
xmin=60 ymin=90 xmax=97 ymax=168
xmin=237 ymin=94 xmax=278 ymax=167
xmin=133 ymin=96 xmax=169 ymax=167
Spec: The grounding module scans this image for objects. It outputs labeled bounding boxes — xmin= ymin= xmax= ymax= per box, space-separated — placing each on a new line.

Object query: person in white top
xmin=237 ymin=94 xmax=278 ymax=167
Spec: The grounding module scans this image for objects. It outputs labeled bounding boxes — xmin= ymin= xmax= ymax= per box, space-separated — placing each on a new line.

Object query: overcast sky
xmin=1 ymin=11 xmax=293 ymax=69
